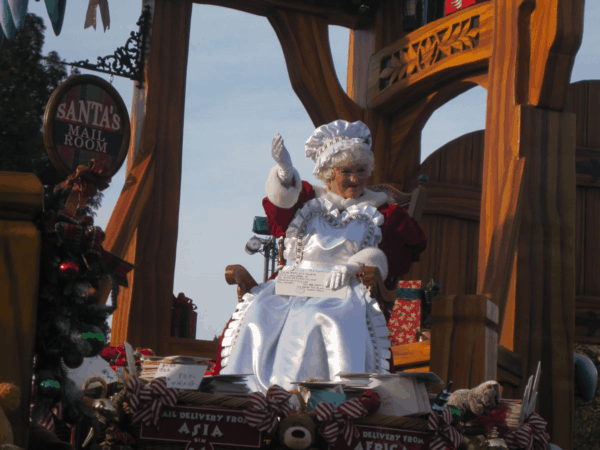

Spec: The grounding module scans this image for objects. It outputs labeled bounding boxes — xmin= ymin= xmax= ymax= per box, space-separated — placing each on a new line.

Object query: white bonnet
xmin=305 ymin=120 xmax=373 ymax=177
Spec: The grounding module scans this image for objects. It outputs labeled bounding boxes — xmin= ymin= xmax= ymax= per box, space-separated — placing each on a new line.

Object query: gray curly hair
xmin=314 ymin=142 xmax=375 ymax=184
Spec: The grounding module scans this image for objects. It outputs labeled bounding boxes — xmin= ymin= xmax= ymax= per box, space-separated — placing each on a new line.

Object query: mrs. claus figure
xmin=217 ymin=120 xmax=427 ymax=392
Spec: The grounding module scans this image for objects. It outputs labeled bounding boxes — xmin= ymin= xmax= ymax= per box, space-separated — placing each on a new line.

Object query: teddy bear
xmin=275 ymin=412 xmax=319 ymax=450
xmin=0 ymin=382 xmax=25 ymax=450
xmin=447 ymin=380 xmax=501 ymax=419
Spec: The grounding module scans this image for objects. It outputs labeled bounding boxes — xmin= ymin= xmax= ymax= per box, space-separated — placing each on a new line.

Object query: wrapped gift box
xmin=445 ymin=0 xmax=489 ymax=15
xmin=386 ymin=280 xmax=441 ymax=345
xmin=170 ymin=292 xmax=197 ymax=338
xmin=388 ymin=298 xmax=422 ymax=345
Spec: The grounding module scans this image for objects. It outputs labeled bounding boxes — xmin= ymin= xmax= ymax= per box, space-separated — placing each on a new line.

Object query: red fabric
xmin=377 ymin=203 xmax=427 ymax=289
xmin=262 ymin=181 xmax=316 ymax=238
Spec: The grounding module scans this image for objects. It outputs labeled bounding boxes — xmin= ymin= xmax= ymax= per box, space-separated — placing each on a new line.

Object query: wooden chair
xmin=225 ymin=176 xmax=428 ymax=302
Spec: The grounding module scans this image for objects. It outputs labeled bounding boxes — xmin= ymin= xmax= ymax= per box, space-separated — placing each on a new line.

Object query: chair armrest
xmin=225 ymin=265 xmax=259 ymax=302
xmin=362 ymin=266 xmax=396 ymax=303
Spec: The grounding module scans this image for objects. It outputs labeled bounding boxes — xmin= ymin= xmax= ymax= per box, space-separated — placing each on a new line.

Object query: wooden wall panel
xmin=583 ymin=191 xmax=600 ymax=296
xmin=567 ymin=80 xmax=600 ymax=344
xmin=404 ymin=130 xmax=484 ymax=297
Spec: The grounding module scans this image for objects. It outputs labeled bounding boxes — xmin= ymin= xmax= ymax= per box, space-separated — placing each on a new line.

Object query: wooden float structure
xmin=2 ymin=0 xmax=599 ymax=449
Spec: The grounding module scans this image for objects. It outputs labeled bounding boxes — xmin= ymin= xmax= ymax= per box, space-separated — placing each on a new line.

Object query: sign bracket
xmin=66 ymin=6 xmax=151 ymax=88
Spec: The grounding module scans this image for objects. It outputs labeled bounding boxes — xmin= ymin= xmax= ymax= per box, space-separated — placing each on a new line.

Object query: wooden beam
xmin=108 ymin=0 xmax=192 ymax=355
xmin=430 ymin=294 xmax=499 ymax=390
xmin=478 ymin=156 xmax=526 ymax=332
xmin=512 ymin=107 xmax=576 ymax=448
xmin=168 ymin=338 xmax=219 ymax=359
xmin=268 ymin=9 xmax=363 ymax=127
xmin=392 ymin=341 xmax=430 ymax=368
xmin=525 ymin=0 xmax=584 ymax=109
xmin=479 ymin=1 xmax=581 ymax=446
xmin=193 ymin=0 xmax=370 ymax=29
xmin=366 ymin=2 xmax=493 ymax=114
xmin=0 ymin=173 xmax=43 ymax=449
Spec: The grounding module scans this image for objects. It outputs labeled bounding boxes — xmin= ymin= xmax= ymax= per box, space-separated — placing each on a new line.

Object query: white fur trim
xmin=265 ymin=165 xmax=302 ymax=208
xmin=348 ymin=247 xmax=388 ymax=280
xmin=313 ymin=186 xmax=389 ymax=210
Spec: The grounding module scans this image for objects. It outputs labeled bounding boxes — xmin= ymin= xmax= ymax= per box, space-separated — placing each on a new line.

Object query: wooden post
xmin=107 ymin=0 xmax=193 ymax=354
xmin=479 ymin=1 xmax=582 ymax=448
xmin=430 ymin=295 xmax=499 ymax=390
xmin=0 ymin=172 xmax=44 ymax=449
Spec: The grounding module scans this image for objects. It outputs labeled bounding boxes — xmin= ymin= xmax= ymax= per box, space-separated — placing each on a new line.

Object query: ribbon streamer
xmin=504 ymin=412 xmax=548 ymax=450
xmin=428 ymin=408 xmax=462 ymax=450
xmin=39 ymin=401 xmax=63 ymax=432
xmin=84 ymin=0 xmax=110 ymax=31
xmin=126 ymin=376 xmax=178 ymax=430
xmin=173 ymin=293 xmax=198 ymax=310
xmin=244 ymin=385 xmax=291 ymax=434
xmin=316 ymin=398 xmax=368 ymax=446
xmin=55 ymin=159 xmax=111 ymax=221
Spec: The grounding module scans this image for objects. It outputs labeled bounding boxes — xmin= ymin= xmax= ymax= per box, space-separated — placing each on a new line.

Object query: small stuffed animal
xmin=447 ymin=380 xmax=501 ymax=418
xmin=276 ymin=412 xmax=318 ymax=450
xmin=0 ymin=382 xmax=25 ymax=450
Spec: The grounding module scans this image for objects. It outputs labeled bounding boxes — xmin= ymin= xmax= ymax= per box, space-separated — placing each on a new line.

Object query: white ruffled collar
xmin=312 ymin=185 xmax=389 ymax=210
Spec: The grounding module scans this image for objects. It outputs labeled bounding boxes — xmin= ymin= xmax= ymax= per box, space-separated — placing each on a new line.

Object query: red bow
xmin=53 ymin=220 xmax=133 ymax=287
xmin=39 ymin=401 xmax=63 ymax=431
xmin=316 ymin=399 xmax=369 ymax=446
xmin=55 ymin=222 xmax=106 ymax=254
xmin=244 ymin=385 xmax=291 ymax=434
xmin=55 ymin=159 xmax=111 ymax=220
xmin=504 ymin=413 xmax=548 ymax=450
xmin=126 ymin=376 xmax=178 ymax=430
xmin=173 ymin=293 xmax=198 ymax=310
xmin=428 ymin=408 xmax=463 ymax=450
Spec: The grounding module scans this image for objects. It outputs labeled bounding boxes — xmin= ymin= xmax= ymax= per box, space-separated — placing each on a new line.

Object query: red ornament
xmin=58 ymin=260 xmax=80 ymax=280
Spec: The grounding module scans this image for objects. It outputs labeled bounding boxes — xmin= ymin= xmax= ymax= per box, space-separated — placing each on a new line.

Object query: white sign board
xmin=153 ymin=363 xmax=208 ymax=390
xmin=276 ymin=270 xmax=348 ymax=298
xmin=65 ymin=355 xmax=118 ymax=390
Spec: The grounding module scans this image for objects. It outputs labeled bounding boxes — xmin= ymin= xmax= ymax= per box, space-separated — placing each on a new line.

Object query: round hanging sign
xmin=43 ymin=74 xmax=131 ymax=178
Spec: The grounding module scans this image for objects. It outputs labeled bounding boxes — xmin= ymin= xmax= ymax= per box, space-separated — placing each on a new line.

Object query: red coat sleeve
xmin=378 ymin=204 xmax=427 ymax=289
xmin=262 ymin=181 xmax=316 ymax=238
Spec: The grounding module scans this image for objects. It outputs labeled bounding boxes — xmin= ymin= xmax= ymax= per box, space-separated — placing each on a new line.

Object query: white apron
xmin=220 ymin=198 xmax=391 ymax=392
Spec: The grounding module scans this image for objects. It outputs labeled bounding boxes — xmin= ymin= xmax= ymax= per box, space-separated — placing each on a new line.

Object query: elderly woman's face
xmin=328 ymin=162 xmax=369 ymax=199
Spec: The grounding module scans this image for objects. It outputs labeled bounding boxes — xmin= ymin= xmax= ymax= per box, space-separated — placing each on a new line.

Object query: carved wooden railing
xmin=366 ymin=2 xmax=493 ymax=113
xmin=0 ymin=172 xmax=44 ymax=449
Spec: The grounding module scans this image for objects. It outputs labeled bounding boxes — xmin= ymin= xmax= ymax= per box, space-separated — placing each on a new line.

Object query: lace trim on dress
xmin=284 ymin=198 xmax=384 ymax=266
xmin=360 ymin=283 xmax=391 ymax=372
xmin=220 ymin=292 xmax=255 ymax=369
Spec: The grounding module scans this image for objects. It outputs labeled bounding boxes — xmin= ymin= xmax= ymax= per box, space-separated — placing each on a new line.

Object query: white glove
xmin=324 ymin=264 xmax=362 ymax=290
xmin=272 ymin=133 xmax=294 ymax=185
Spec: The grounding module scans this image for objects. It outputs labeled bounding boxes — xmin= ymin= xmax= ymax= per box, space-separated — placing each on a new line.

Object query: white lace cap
xmin=305 ymin=120 xmax=372 ymax=176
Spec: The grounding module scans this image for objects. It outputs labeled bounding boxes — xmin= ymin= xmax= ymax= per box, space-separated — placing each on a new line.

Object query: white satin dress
xmin=219 ymin=198 xmax=392 ymax=392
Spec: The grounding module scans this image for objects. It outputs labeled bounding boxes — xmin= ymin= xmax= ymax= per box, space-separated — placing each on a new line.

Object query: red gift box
xmin=388 ymin=298 xmax=422 ymax=346
xmin=397 ymin=280 xmax=422 ymax=289
xmin=170 ymin=293 xmax=197 ymax=339
xmin=445 ymin=0 xmax=489 ymax=15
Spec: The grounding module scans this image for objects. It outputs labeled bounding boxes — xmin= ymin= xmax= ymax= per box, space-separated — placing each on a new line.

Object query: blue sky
xmin=28 ymin=1 xmax=600 ymax=341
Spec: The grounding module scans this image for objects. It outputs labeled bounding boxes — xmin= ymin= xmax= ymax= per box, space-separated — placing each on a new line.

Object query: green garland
xmin=31 ymin=166 xmax=132 ymax=428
